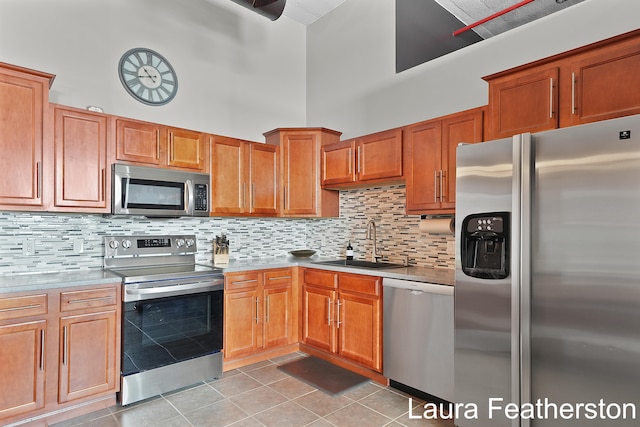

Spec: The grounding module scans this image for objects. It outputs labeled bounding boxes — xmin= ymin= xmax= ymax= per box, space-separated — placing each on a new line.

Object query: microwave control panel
xmin=194 ymin=184 xmax=208 ymax=211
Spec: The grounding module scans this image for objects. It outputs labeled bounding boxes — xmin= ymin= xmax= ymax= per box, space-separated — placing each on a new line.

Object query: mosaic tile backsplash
xmin=0 ymin=185 xmax=454 ymax=276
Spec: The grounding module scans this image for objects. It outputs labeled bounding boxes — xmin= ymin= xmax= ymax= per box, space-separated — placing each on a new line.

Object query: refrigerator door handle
xmin=512 ymin=133 xmax=533 ymax=427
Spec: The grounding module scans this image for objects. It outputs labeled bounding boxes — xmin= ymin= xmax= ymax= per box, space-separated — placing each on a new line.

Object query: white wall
xmin=0 ymin=0 xmax=307 ymax=142
xmin=306 ymin=0 xmax=640 ymax=139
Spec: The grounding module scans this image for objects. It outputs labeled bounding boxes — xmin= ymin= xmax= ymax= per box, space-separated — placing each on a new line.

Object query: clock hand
xmin=140 ymin=68 xmax=157 ymax=83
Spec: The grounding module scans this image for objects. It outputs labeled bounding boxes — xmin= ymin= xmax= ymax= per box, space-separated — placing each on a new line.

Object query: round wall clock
xmin=118 ymin=48 xmax=178 ymax=106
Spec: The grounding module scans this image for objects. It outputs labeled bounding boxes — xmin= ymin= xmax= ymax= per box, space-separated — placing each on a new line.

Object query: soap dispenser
xmin=346 ymin=241 xmax=354 ymax=260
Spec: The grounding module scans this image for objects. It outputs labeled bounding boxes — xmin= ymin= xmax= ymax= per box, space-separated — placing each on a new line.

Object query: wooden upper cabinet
xmin=250 ymin=143 xmax=278 ymax=215
xmin=321 ymin=140 xmax=356 ymax=186
xmin=211 ymin=136 xmax=278 ymax=216
xmin=405 ymin=108 xmax=483 ymax=214
xmin=115 ymin=119 xmax=161 ymax=166
xmin=167 ymin=128 xmax=208 ymax=171
xmin=0 ymin=62 xmax=54 ymax=210
xmin=265 ymin=128 xmax=341 ymax=218
xmin=357 ymin=128 xmax=403 ymax=182
xmin=485 ymin=29 xmax=640 ymax=139
xmin=115 ymin=117 xmax=208 ymax=172
xmin=321 ymin=129 xmax=404 ymax=189
xmin=487 ymin=67 xmax=559 ymax=140
xmin=405 ymin=119 xmax=442 ymax=213
xmin=51 ymin=105 xmax=110 ymax=212
xmin=564 ymin=37 xmax=640 ymax=127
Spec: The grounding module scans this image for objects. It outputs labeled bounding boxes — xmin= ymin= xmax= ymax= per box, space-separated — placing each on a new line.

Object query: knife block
xmin=214 ymin=240 xmax=229 ymax=266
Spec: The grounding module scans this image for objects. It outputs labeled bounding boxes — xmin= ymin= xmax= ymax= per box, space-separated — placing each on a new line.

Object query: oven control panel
xmin=104 ymin=234 xmax=198 ymax=258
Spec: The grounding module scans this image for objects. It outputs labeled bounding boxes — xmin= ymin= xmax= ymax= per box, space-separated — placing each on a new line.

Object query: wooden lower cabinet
xmin=58 ymin=309 xmax=118 ymax=403
xmin=0 ymin=284 xmax=120 ymax=426
xmin=302 ymin=269 xmax=382 ymax=373
xmin=0 ymin=319 xmax=47 ymax=419
xmin=223 ymin=269 xmax=295 ymax=364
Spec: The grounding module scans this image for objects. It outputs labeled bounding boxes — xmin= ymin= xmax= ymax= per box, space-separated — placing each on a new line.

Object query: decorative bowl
xmin=289 ymin=249 xmax=317 ymax=258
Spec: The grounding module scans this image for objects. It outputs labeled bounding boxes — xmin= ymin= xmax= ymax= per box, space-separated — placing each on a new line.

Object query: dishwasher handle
xmin=382 ymin=278 xmax=453 ymax=296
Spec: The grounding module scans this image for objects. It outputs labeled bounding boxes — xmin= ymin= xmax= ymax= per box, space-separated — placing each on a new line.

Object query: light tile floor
xmin=51 ymin=353 xmax=455 ymax=427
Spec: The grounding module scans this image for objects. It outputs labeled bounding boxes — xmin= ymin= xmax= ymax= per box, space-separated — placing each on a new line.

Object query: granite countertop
xmin=0 ymin=256 xmax=454 ymax=295
xmin=217 ymin=256 xmax=455 ymax=286
xmin=0 ymin=269 xmax=122 ymax=294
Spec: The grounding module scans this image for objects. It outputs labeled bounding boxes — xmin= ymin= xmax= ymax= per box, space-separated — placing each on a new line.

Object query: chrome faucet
xmin=366 ymin=219 xmax=382 ymax=263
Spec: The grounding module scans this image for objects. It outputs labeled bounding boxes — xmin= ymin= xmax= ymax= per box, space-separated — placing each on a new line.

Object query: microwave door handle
xmin=185 ymin=180 xmax=193 ymax=214
xmin=123 ymin=177 xmax=130 ymax=209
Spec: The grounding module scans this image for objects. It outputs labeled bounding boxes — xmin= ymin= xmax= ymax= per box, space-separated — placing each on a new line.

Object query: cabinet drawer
xmin=60 ymin=287 xmax=118 ymax=312
xmin=264 ymin=269 xmax=292 ymax=287
xmin=0 ymin=294 xmax=47 ymax=321
xmin=225 ymin=272 xmax=260 ymax=291
xmin=304 ymin=269 xmax=337 ymax=289
xmin=338 ymin=274 xmax=381 ymax=296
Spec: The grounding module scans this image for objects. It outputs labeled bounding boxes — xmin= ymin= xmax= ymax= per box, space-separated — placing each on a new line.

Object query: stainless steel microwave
xmin=112 ymin=164 xmax=209 ymax=217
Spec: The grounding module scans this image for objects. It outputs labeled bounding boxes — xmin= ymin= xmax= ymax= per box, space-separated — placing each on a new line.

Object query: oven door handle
xmin=124 ymin=279 xmax=223 ymax=301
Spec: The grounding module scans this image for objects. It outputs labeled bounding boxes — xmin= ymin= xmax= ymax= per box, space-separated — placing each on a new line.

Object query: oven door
xmin=122 ymin=286 xmax=223 ymax=377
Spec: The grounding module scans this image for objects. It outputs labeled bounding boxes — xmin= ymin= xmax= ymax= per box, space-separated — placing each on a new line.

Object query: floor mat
xmin=277 ymin=356 xmax=369 ymax=396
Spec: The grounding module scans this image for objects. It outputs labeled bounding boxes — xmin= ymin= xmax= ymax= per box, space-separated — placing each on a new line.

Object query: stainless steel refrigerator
xmin=454 ymin=114 xmax=640 ymax=427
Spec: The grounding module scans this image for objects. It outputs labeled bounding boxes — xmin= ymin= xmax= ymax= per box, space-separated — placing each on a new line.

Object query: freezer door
xmin=529 ymin=115 xmax=640 ymax=426
xmin=455 ymin=138 xmax=517 ymax=427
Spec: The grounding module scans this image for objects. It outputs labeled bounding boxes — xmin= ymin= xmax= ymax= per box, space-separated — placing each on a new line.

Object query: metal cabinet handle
xmin=348 ymin=148 xmax=352 ymax=174
xmin=39 ymin=329 xmax=45 ymax=370
xmin=251 ymin=183 xmax=255 ymax=210
xmin=0 ymin=304 xmax=42 ymax=313
xmin=336 ymin=300 xmax=342 ymax=328
xmin=549 ymin=78 xmax=554 ymax=119
xmin=67 ymin=296 xmax=113 ymax=304
xmin=62 ymin=326 xmax=68 ymax=365
xmin=255 ymin=297 xmax=260 ymax=324
xmin=327 ymin=297 xmax=332 ymax=325
xmin=441 ymin=170 xmax=446 ymax=201
xmin=265 ymin=295 xmax=270 ymax=322
xmin=36 ymin=161 xmax=42 ymax=199
xmin=101 ymin=168 xmax=106 ymax=202
xmin=434 ymin=170 xmax=439 ymax=202
xmin=242 ymin=182 xmax=246 ymax=209
xmin=231 ymin=279 xmax=258 ymax=285
xmin=357 ymin=146 xmax=362 ymax=174
xmin=268 ymin=276 xmax=291 ymax=280
xmin=571 ymin=72 xmax=576 ymax=115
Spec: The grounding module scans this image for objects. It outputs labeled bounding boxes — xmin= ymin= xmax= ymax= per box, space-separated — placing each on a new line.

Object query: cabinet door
xmin=282 ymin=132 xmax=318 ymax=216
xmin=115 ymin=119 xmax=161 ymax=165
xmin=404 ymin=120 xmax=442 ymax=213
xmin=357 ymin=129 xmax=403 ymax=182
xmin=488 ymin=67 xmax=559 ymax=139
xmin=58 ymin=309 xmax=118 ymax=403
xmin=167 ymin=128 xmax=207 ymax=171
xmin=302 ymin=286 xmax=336 ymax=353
xmin=440 ymin=109 xmax=484 ymax=210
xmin=0 ymin=71 xmax=47 ymax=207
xmin=566 ymin=43 xmax=640 ymax=126
xmin=338 ymin=291 xmax=381 ymax=372
xmin=263 ymin=269 xmax=293 ymax=349
xmin=211 ymin=137 xmax=246 ymax=214
xmin=322 ymin=140 xmax=356 ymax=186
xmin=224 ymin=289 xmax=260 ymax=359
xmin=263 ymin=285 xmax=292 ymax=349
xmin=52 ymin=106 xmax=108 ymax=211
xmin=0 ymin=320 xmax=46 ymax=419
xmin=250 ymin=143 xmax=278 ymax=215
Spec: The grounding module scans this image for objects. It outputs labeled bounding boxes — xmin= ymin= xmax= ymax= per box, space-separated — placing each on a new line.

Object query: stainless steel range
xmin=104 ymin=234 xmax=224 ymax=406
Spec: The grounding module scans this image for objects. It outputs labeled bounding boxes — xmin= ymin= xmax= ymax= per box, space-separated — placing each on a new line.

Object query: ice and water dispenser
xmin=461 ymin=212 xmax=510 ymax=280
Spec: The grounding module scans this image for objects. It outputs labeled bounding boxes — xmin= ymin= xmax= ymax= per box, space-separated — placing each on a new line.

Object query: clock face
xmin=118 ymin=48 xmax=178 ymax=106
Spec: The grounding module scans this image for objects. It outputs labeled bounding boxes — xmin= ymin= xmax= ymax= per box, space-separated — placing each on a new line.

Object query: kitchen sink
xmin=312 ymin=259 xmax=406 ymax=269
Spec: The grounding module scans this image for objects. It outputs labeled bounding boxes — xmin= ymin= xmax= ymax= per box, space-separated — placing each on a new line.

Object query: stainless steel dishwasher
xmin=383 ymin=277 xmax=454 ymax=402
